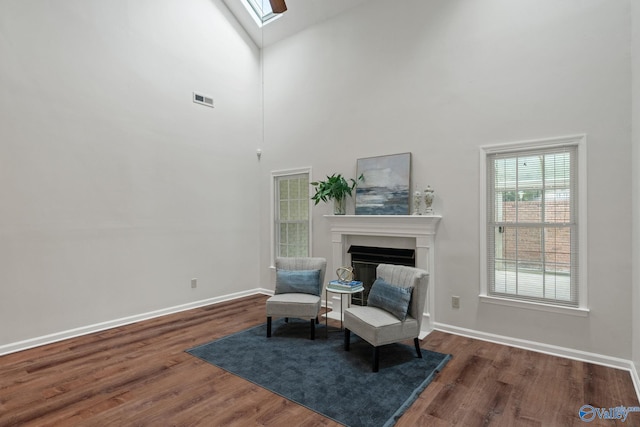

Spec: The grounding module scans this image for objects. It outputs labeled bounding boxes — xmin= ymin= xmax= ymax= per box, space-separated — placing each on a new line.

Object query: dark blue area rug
xmin=187 ymin=319 xmax=451 ymax=427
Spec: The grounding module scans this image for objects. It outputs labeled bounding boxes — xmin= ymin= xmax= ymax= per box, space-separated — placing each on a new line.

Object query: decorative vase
xmin=413 ymin=191 xmax=422 ymax=215
xmin=424 ymin=185 xmax=434 ymax=214
xmin=333 ymin=197 xmax=346 ymax=215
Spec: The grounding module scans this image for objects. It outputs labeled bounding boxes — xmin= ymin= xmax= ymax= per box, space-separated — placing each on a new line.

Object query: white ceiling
xmin=221 ymin=0 xmax=371 ymax=47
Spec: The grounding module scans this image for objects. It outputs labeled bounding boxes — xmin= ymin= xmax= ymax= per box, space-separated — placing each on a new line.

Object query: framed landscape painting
xmin=355 ymin=153 xmax=411 ymax=215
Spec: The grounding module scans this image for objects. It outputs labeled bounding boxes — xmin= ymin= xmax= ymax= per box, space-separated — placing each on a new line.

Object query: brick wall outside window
xmin=498 ymin=200 xmax=571 ymax=272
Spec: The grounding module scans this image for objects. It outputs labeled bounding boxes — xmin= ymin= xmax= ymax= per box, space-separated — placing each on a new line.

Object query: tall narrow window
xmin=483 ymin=136 xmax=586 ymax=309
xmin=274 ymin=170 xmax=310 ymax=258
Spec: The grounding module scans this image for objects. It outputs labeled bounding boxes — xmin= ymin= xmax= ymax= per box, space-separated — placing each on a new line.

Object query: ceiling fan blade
xmin=269 ymin=0 xmax=287 ymax=14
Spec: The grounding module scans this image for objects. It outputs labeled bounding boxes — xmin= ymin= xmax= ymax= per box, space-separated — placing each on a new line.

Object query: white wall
xmin=632 ymin=0 xmax=640 ymax=378
xmin=261 ymin=0 xmax=633 ymax=359
xmin=0 ymin=0 xmax=262 ymax=346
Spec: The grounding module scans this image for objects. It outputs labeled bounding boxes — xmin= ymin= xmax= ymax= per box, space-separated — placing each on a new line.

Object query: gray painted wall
xmin=0 ymin=0 xmax=636 ymax=369
xmin=261 ymin=0 xmax=633 ymax=359
xmin=0 ymin=0 xmax=262 ymax=346
xmin=632 ymin=0 xmax=640 ymax=379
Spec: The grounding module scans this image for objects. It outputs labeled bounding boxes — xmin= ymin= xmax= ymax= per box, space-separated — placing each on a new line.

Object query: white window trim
xmin=479 ymin=134 xmax=589 ymax=316
xmin=270 ymin=167 xmax=313 ymax=268
xmin=241 ymin=0 xmax=283 ymax=27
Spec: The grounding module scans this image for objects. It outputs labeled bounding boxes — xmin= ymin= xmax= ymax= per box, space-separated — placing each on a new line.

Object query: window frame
xmin=242 ymin=0 xmax=283 ymax=27
xmin=271 ymin=167 xmax=312 ymax=266
xmin=479 ymin=135 xmax=589 ymax=316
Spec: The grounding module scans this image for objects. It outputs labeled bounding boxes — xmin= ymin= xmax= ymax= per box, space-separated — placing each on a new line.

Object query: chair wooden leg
xmin=310 ymin=319 xmax=315 ymax=340
xmin=373 ymin=346 xmax=379 ymax=372
xmin=267 ymin=317 xmax=272 ymax=338
xmin=414 ymin=337 xmax=422 ymax=358
xmin=344 ymin=328 xmax=350 ymax=351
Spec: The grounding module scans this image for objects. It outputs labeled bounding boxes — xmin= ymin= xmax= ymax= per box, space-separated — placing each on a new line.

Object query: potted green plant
xmin=310 ymin=173 xmax=363 ymax=215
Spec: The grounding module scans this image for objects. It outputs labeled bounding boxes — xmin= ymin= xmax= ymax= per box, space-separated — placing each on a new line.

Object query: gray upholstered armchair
xmin=343 ymin=264 xmax=428 ymax=371
xmin=266 ymin=257 xmax=327 ymax=340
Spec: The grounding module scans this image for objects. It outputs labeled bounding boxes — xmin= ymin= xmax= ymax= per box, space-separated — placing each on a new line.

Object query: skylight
xmin=244 ymin=0 xmax=282 ymax=27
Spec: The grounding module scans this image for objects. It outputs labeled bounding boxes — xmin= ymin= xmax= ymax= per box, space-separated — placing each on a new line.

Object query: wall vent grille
xmin=193 ymin=92 xmax=214 ymax=108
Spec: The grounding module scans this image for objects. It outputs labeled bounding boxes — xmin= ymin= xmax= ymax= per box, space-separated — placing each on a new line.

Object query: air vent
xmin=193 ymin=92 xmax=214 ymax=108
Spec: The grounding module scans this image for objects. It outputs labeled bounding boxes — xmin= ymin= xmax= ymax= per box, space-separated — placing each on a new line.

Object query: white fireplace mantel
xmin=324 ymin=214 xmax=441 ymax=338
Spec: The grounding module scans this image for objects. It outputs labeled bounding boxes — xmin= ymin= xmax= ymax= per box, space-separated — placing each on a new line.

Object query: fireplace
xmin=348 ymin=245 xmax=415 ymax=305
xmin=324 ymin=214 xmax=441 ymax=338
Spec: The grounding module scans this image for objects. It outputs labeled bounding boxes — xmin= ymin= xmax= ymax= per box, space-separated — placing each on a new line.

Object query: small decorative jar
xmin=413 ymin=191 xmax=422 ymax=215
xmin=424 ymin=185 xmax=434 ymax=214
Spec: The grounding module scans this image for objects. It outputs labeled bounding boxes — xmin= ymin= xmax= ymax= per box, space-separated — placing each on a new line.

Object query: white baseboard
xmin=258 ymin=288 xmax=274 ymax=297
xmin=0 ymin=288 xmax=271 ymax=356
xmin=631 ymin=362 xmax=640 ymax=402
xmin=433 ymin=322 xmax=640 ymax=402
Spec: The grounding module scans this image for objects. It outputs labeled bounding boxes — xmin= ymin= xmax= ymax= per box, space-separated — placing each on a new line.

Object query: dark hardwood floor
xmin=1 ymin=294 xmax=638 ymax=426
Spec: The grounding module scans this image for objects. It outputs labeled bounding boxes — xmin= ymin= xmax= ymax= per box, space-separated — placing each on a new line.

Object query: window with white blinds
xmin=486 ymin=142 xmax=581 ymax=307
xmin=274 ymin=171 xmax=310 ymax=258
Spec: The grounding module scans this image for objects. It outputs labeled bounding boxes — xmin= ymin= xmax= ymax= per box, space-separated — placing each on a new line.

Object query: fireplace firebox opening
xmin=347 ymin=245 xmax=415 ymax=305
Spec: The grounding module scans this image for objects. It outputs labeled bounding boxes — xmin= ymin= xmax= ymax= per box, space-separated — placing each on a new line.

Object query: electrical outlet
xmin=191 ymin=278 xmax=197 ymax=289
xmin=451 ymin=295 xmax=460 ymax=309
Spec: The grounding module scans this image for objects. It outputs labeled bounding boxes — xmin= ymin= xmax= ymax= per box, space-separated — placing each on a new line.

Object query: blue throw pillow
xmin=275 ymin=269 xmax=321 ymax=296
xmin=367 ymin=278 xmax=413 ymax=321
